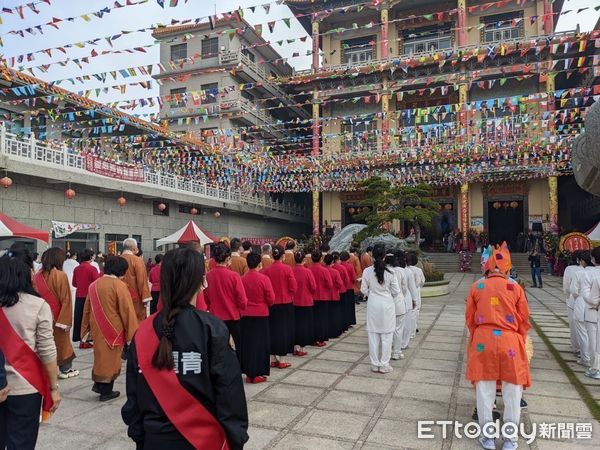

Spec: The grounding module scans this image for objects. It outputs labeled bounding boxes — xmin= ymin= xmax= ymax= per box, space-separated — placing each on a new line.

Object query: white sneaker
xmin=410 ymin=333 xmax=416 ymax=338
xmin=371 ymin=365 xmax=380 ymax=373
xmin=391 ymin=352 xmax=405 ymax=360
xmin=58 ymin=368 xmax=80 ymax=379
xmin=379 ymin=365 xmax=394 ymax=374
xmin=502 ymin=439 xmax=518 ymax=450
xmin=479 ymin=437 xmax=496 ymax=450
xmin=576 ymin=359 xmax=590 ymax=367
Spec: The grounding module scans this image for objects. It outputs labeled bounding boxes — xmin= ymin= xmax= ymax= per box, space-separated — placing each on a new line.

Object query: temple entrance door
xmin=487 ymin=200 xmax=524 ymax=250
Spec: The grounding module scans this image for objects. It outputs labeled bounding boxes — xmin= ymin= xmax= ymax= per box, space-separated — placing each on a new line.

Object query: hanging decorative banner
xmin=52 ymin=221 xmax=102 ymax=238
xmin=559 ymin=232 xmax=591 ymax=253
xmin=85 ymin=155 xmax=145 ymax=182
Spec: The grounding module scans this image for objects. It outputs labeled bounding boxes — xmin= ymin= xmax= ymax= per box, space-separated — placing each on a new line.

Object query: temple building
xmin=284 ymin=0 xmax=597 ymax=249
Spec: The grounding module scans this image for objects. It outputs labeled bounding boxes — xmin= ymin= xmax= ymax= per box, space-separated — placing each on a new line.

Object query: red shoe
xmin=252 ymin=376 xmax=267 ymax=384
xmin=245 ymin=376 xmax=253 ymax=384
xmin=316 ymin=341 xmax=326 ymax=347
xmin=293 ymin=350 xmax=308 ymax=357
xmin=270 ymin=361 xmax=279 ymax=368
xmin=278 ymin=362 xmax=292 ymax=369
xmin=79 ymin=342 xmax=93 ymax=349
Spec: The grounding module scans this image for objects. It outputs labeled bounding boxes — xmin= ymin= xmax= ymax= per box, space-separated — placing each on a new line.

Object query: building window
xmin=153 ymin=200 xmax=169 ymax=216
xmin=51 ymin=232 xmax=100 ymax=254
xmin=201 ymin=83 xmax=218 ymax=104
xmin=342 ymin=36 xmax=375 ymax=65
xmin=170 ymin=43 xmax=187 ymax=61
xmin=170 ymin=87 xmax=186 ymax=108
xmin=132 ymin=235 xmax=142 ymax=252
xmin=105 ymin=234 xmax=128 ymax=255
xmin=481 ymin=11 xmax=524 ymax=44
xmin=241 ymin=48 xmax=255 ymax=62
xmin=341 ymin=118 xmax=377 ymax=152
xmin=201 ymin=37 xmax=219 ymax=59
xmin=402 ymin=23 xmax=452 ymax=55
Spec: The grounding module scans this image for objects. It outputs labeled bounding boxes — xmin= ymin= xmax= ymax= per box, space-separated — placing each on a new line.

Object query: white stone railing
xmin=0 ymin=125 xmax=308 ymax=219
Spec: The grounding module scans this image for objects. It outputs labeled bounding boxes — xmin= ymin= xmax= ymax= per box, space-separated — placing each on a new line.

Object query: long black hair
xmin=0 ymin=255 xmax=39 ymax=307
xmin=394 ymin=250 xmax=407 ymax=268
xmin=41 ymin=247 xmax=66 ymax=273
xmin=8 ymin=242 xmax=33 ymax=270
xmin=153 ymin=248 xmax=205 ymax=370
xmin=372 ymin=243 xmax=389 ymax=284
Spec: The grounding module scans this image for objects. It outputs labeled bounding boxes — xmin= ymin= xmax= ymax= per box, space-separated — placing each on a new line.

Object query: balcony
xmin=0 ymin=125 xmax=308 ymax=221
xmin=220 ymin=97 xmax=286 ymax=140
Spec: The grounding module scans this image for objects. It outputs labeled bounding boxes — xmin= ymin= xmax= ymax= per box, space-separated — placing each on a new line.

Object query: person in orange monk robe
xmin=81 ymin=256 xmax=138 ymax=401
xmin=465 ymin=244 xmax=531 ymax=450
xmin=33 ymin=247 xmax=78 ymax=380
xmin=120 ymin=238 xmax=151 ymax=323
xmin=229 ymin=238 xmax=249 ymax=276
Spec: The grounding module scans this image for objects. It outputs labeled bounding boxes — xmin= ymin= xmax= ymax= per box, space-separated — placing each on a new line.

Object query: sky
xmin=0 ymin=0 xmax=597 ymax=119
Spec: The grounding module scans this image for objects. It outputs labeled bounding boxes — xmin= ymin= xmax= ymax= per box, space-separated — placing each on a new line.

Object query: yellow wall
xmin=528 ymin=178 xmax=550 ymax=217
xmin=323 ymin=192 xmax=343 ymax=225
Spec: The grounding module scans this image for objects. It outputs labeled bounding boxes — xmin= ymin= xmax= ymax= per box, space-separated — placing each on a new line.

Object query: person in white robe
xmin=386 ymin=252 xmax=407 ymax=360
xmin=406 ymin=252 xmax=425 ymax=338
xmin=563 ymin=251 xmax=583 ymax=355
xmin=584 ymin=247 xmax=600 ymax=379
xmin=361 ymin=244 xmax=400 ymax=374
xmin=570 ymin=251 xmax=595 ymax=368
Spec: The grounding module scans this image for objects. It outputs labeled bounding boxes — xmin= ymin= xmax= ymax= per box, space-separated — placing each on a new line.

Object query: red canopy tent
xmin=156 ymin=221 xmax=216 ymax=247
xmin=0 ymin=213 xmax=49 ymax=243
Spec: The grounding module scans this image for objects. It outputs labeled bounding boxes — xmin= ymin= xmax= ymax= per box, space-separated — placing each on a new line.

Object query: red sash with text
xmin=135 ymin=315 xmax=229 ymax=450
xmin=0 ymin=308 xmax=54 ymax=420
xmin=33 ymin=272 xmax=60 ymax=321
xmin=89 ymin=281 xmax=125 ymax=348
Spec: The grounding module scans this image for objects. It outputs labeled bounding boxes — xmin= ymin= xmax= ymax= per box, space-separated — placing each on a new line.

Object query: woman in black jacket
xmin=122 ymin=248 xmax=248 ymax=450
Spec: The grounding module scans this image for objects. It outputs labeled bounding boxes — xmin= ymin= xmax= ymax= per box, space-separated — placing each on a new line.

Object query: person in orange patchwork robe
xmin=33 ymin=248 xmax=78 ymax=379
xmin=120 ymin=238 xmax=151 ymax=323
xmin=229 ymin=238 xmax=249 ymax=276
xmin=261 ymin=243 xmax=274 ymax=270
xmin=349 ymin=248 xmax=363 ymax=299
xmin=465 ymin=245 xmax=530 ymax=450
xmin=81 ymin=256 xmax=139 ymax=401
xmin=283 ymin=241 xmax=297 ymax=268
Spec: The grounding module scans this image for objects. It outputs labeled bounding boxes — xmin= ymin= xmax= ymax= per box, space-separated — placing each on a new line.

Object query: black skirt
xmin=294 ymin=306 xmax=314 ymax=347
xmin=224 ymin=319 xmax=242 ymax=366
xmin=328 ymin=300 xmax=344 ymax=339
xmin=269 ymin=303 xmax=295 ymax=356
xmin=240 ymin=316 xmax=270 ymax=379
xmin=313 ymin=300 xmax=329 ymax=342
xmin=344 ymin=290 xmax=356 ymax=328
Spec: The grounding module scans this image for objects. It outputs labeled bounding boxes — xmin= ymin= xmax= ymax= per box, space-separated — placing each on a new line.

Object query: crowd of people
xmin=0 ymin=235 xmax=432 ymax=449
xmin=563 ymin=248 xmax=600 ymax=380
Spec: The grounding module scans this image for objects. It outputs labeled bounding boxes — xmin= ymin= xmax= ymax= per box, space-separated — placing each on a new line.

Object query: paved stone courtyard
xmin=37 ymin=273 xmax=600 ymax=449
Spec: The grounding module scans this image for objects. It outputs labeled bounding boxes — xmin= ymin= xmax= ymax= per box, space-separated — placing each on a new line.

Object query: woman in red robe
xmin=292 ymin=251 xmax=317 ymax=356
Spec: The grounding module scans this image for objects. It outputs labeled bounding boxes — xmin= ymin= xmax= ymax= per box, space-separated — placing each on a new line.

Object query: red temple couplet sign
xmin=559 ymin=233 xmax=592 ymax=253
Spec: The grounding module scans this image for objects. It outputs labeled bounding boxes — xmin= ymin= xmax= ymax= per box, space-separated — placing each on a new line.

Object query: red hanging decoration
xmin=0 ymin=176 xmax=13 ymax=189
xmin=158 ymin=202 xmax=167 ymax=211
xmin=213 ymin=211 xmax=221 ymax=218
xmin=117 ymin=196 xmax=127 ymax=207
xmin=65 ymin=188 xmax=76 ymax=200
xmin=190 ymin=207 xmax=198 ymax=215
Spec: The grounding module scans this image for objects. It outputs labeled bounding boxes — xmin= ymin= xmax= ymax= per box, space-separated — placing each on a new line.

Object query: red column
xmin=543 ymin=0 xmax=554 ymax=35
xmin=457 ymin=0 xmax=467 ymax=47
xmin=312 ymin=17 xmax=321 ymax=236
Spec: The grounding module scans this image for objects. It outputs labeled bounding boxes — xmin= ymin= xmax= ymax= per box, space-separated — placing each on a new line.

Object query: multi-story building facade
xmin=284 ymin=0 xmax=596 ymax=249
xmin=152 ymin=16 xmax=310 ymax=148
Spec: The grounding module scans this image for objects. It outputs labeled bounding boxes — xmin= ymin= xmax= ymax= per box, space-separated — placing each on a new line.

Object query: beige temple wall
xmin=322 ymin=192 xmax=343 ymax=228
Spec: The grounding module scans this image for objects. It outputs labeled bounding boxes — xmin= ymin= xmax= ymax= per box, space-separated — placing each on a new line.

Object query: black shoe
xmin=99 ymin=391 xmax=120 ymax=402
xmin=538 ymin=285 xmax=543 ymax=289
xmin=492 ymin=410 xmax=501 ymax=421
xmin=91 ymin=383 xmax=100 ymax=394
xmin=416 ymin=329 xmax=419 ymax=333
xmin=520 ymin=398 xmax=528 ymax=408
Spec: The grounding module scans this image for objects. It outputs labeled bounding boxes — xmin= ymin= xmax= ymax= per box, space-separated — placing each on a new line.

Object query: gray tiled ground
xmin=36 ymin=273 xmax=600 ymax=449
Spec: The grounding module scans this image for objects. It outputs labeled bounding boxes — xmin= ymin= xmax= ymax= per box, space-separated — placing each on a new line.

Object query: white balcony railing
xmin=0 ymin=125 xmax=307 ymax=219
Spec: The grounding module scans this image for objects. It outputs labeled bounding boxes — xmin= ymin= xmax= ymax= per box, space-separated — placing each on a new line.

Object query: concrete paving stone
xmin=301 ymin=359 xmax=354 ymax=374
xmin=349 ymin=363 xmax=405 ymax=380
xmin=293 ymin=409 xmax=371 ymax=440
xmin=365 ymin=418 xmax=443 ymax=449
xmin=402 ymin=368 xmax=456 ymax=386
xmin=49 ymin=397 xmax=105 ymax=425
xmin=86 ymin=438 xmax=136 ymax=449
xmin=527 ymin=380 xmax=582 ymax=399
xmin=419 ymin=342 xmax=463 ymax=351
xmin=72 ymin=402 xmax=130 ymax=437
xmin=382 ymin=397 xmax=450 ymax=422
xmin=247 ymin=401 xmax=304 ymax=429
xmin=36 ymin=426 xmax=107 ymax=450
xmin=317 ymin=390 xmax=383 ymax=415
xmin=340 ymin=336 xmax=368 ymax=344
xmin=407 ymin=357 xmax=459 ymax=373
xmin=281 ymin=369 xmax=341 ymax=388
xmin=259 ymin=384 xmax=325 ymax=406
xmin=530 ymin=358 xmax=563 ymax=370
xmin=273 ymin=432 xmax=355 ymax=449
xmin=525 ymin=394 xmax=592 ymax=418
xmin=246 ymin=426 xmax=280 ymax=450
xmin=456 ymin=387 xmax=477 ymax=406
xmin=393 ymin=381 xmax=453 ymax=403
xmin=316 ymin=349 xmax=365 ymax=362
xmin=335 ymin=375 xmax=395 ymax=395
xmin=243 ymin=380 xmax=271 ymax=399
xmin=414 ymin=349 xmax=462 ymax=361
xmin=329 ymin=342 xmax=369 ymax=353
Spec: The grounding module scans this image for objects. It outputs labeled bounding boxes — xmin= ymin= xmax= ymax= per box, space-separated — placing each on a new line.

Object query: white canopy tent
xmin=586 ymin=222 xmax=600 ymax=241
xmin=156 ymin=220 xmax=215 ymax=247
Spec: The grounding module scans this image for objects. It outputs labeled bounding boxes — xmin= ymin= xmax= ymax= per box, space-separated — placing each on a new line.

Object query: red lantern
xmin=348 ymin=207 xmax=355 ymax=214
xmin=65 ymin=188 xmax=76 ymax=200
xmin=0 ymin=176 xmax=13 ymax=189
xmin=117 ymin=196 xmax=127 ymax=207
xmin=213 ymin=211 xmax=221 ymax=218
xmin=158 ymin=202 xmax=167 ymax=211
xmin=190 ymin=207 xmax=198 ymax=215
